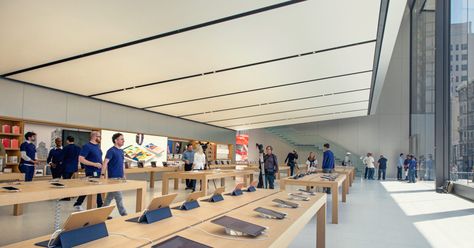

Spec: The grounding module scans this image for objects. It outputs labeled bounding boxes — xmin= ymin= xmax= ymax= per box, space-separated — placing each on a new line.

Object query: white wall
xmin=0 ymin=78 xmax=236 ymax=145
xmin=247 ymin=129 xmax=297 ymax=165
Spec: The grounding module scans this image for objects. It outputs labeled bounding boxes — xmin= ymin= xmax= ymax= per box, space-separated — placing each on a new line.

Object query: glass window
xmin=457 ymin=44 xmax=460 ymax=50
xmin=462 ymin=64 xmax=468 ymax=70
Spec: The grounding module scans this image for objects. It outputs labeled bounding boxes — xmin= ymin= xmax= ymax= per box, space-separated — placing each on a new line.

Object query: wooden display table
xmin=162 ymin=169 xmax=255 ymax=195
xmin=125 ymin=166 xmax=179 ymax=188
xmin=247 ymin=164 xmax=291 ymax=179
xmin=280 ymin=173 xmax=348 ymax=224
xmin=0 ymin=172 xmax=23 ymax=182
xmin=151 ymin=191 xmax=327 ymax=248
xmin=0 ymin=179 xmax=146 ymax=216
xmin=207 ymin=164 xmax=237 ymax=170
xmin=4 ymin=189 xmax=278 ymax=248
xmin=335 ymin=166 xmax=355 ymax=186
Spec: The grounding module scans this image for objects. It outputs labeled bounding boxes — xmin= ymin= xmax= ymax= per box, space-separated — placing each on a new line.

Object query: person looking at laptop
xmin=101 ymin=133 xmax=128 ymax=216
xmin=264 ymin=146 xmax=278 ymax=189
xmin=73 ymin=131 xmax=103 ymax=211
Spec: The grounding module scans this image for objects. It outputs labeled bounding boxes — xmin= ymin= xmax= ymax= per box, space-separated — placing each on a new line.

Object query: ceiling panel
xmin=0 ymin=0 xmax=285 ymax=74
xmin=227 ymin=110 xmax=368 ymax=130
xmin=185 ymin=89 xmax=370 ymax=122
xmin=209 ymin=101 xmax=368 ymax=127
xmin=148 ymin=72 xmax=372 ymax=116
xmin=9 ymin=0 xmax=380 ymax=95
xmin=95 ymin=42 xmax=375 ymax=108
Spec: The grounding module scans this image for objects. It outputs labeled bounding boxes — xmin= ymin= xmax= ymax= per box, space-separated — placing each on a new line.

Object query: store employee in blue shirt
xmin=102 ymin=133 xmax=128 ymax=216
xmin=322 ymin=143 xmax=335 ymax=194
xmin=47 ymin=137 xmax=63 ymax=179
xmin=20 ymin=132 xmax=38 ymax=181
xmin=182 ymin=144 xmax=195 ymax=190
xmin=62 ymin=136 xmax=81 ymax=179
xmin=73 ymin=131 xmax=103 ymax=211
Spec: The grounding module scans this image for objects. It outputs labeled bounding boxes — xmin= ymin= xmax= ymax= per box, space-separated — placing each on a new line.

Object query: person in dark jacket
xmin=377 ymin=155 xmax=388 ymax=180
xmin=62 ymin=136 xmax=81 ymax=179
xmin=322 ymin=143 xmax=335 ymax=194
xmin=263 ymin=146 xmax=278 ymax=189
xmin=285 ymin=150 xmax=298 ymax=176
xmin=47 ymin=137 xmax=63 ymax=179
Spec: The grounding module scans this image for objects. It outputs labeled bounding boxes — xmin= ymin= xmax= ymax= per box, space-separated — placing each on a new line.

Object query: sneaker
xmin=73 ymin=205 xmax=84 ymax=212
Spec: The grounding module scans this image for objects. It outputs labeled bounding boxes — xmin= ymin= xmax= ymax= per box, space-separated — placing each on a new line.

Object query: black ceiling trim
xmin=207 ymin=100 xmax=369 ymax=124
xmin=368 ymin=0 xmax=390 ymax=114
xmin=1 ymin=0 xmax=306 ymax=78
xmin=224 ymin=109 xmax=368 ymax=128
xmin=144 ymin=69 xmax=373 ymax=109
xmin=181 ymin=88 xmax=370 ymax=117
xmin=90 ymin=39 xmax=376 ymax=97
xmin=0 ymin=76 xmax=235 ymax=132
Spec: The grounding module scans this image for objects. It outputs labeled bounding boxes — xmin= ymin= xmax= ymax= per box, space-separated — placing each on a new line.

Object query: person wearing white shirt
xmin=191 ymin=145 xmax=206 ymax=192
xmin=363 ymin=153 xmax=375 ymax=180
xmin=306 ymin=152 xmax=318 ymax=173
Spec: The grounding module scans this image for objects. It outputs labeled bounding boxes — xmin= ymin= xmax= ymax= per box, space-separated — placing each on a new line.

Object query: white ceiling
xmin=0 ymin=0 xmax=386 ymax=130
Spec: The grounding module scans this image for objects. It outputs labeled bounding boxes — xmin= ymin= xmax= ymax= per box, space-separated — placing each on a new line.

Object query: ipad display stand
xmin=35 ymin=222 xmax=108 ymax=248
xmin=210 ymin=194 xmax=224 ymax=202
xmin=231 ymin=188 xmax=243 ymax=196
xmin=141 ymin=207 xmax=173 ymax=224
xmin=180 ymin=200 xmax=200 ymax=210
xmin=247 ymin=186 xmax=256 ymax=192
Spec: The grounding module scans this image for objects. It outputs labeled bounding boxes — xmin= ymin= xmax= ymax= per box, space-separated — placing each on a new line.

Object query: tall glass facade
xmin=411 ymin=0 xmax=436 ymax=181
xmin=450 ymin=0 xmax=474 ymax=185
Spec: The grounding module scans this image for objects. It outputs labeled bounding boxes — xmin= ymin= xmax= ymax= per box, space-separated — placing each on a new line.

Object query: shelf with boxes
xmin=0 ymin=117 xmax=24 ymax=173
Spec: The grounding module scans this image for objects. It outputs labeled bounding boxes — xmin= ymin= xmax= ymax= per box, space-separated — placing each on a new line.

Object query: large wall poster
xmin=236 ymin=134 xmax=249 ymax=162
xmin=101 ymin=130 xmax=167 ymax=167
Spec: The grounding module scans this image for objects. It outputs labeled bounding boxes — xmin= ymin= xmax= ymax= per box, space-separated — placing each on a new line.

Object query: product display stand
xmin=35 ymin=222 xmax=108 ymax=248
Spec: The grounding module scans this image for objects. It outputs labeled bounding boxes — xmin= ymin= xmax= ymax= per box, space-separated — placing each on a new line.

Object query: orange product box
xmin=10 ymin=139 xmax=19 ymax=149
xmin=12 ymin=126 xmax=20 ymax=134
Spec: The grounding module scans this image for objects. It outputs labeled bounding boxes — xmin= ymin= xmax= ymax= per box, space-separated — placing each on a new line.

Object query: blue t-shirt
xmin=378 ymin=157 xmax=388 ymax=169
xmin=409 ymin=159 xmax=417 ymax=170
xmin=322 ymin=150 xmax=335 ymax=169
xmin=80 ymin=142 xmax=102 ymax=175
xmin=62 ymin=144 xmax=81 ymax=173
xmin=105 ymin=146 xmax=124 ymax=178
xmin=20 ymin=142 xmax=36 ymax=166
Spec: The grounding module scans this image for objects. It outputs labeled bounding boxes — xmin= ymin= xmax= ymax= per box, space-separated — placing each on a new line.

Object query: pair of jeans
xmin=21 ymin=164 xmax=35 ymax=181
xmin=74 ymin=173 xmax=103 ymax=207
xmin=408 ymin=169 xmax=416 ymax=183
xmin=62 ymin=172 xmax=75 ymax=179
xmin=51 ymin=166 xmax=63 ymax=179
xmin=364 ymin=166 xmax=368 ymax=179
xmin=323 ymin=168 xmax=333 ymax=194
xmin=368 ymin=168 xmax=375 ymax=180
xmin=104 ymin=191 xmax=127 ymax=216
xmin=397 ymin=167 xmax=403 ymax=180
xmin=184 ymin=163 xmax=193 ymax=188
xmin=378 ymin=168 xmax=386 ymax=180
xmin=288 ymin=162 xmax=295 ymax=176
xmin=265 ymin=170 xmax=276 ymax=189
xmin=190 ymin=179 xmax=200 ymax=191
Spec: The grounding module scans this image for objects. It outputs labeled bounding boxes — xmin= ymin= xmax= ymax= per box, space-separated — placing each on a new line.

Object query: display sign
xmin=236 ymin=134 xmax=248 ymax=162
xmin=101 ymin=130 xmax=167 ymax=167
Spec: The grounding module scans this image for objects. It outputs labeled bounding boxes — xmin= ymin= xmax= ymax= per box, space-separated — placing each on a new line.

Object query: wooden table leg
xmin=317 ymin=202 xmax=326 ymax=248
xmin=202 ymin=177 xmax=208 ymax=195
xmin=342 ymin=180 xmax=347 ymax=203
xmin=280 ymin=180 xmax=286 ymax=190
xmin=149 ymin=172 xmax=155 ymax=188
xmin=174 ymin=178 xmax=179 ymax=190
xmin=221 ymin=178 xmax=225 ymax=187
xmin=250 ymin=173 xmax=254 ymax=183
xmin=243 ymin=174 xmax=248 ymax=186
xmin=332 ymin=184 xmax=338 ymax=224
xmin=136 ymin=187 xmax=145 ymax=212
xmin=162 ymin=175 xmax=169 ymax=195
xmin=87 ymin=195 xmax=96 ymax=209
xmin=13 ymin=204 xmax=23 ymax=216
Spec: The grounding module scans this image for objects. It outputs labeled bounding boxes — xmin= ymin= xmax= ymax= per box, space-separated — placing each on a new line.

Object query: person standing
xmin=342 ymin=152 xmax=351 ymax=166
xmin=364 ymin=153 xmax=375 ymax=180
xmin=62 ymin=136 xmax=81 ymax=179
xmin=102 ymin=133 xmax=128 ymax=216
xmin=306 ymin=152 xmax=318 ymax=173
xmin=322 ymin=143 xmax=335 ymax=193
xmin=182 ymin=144 xmax=195 ymax=190
xmin=425 ymin=154 xmax=433 ymax=181
xmin=362 ymin=154 xmax=369 ymax=179
xmin=408 ymin=155 xmax=417 ymax=183
xmin=263 ymin=146 xmax=278 ymax=189
xmin=404 ymin=154 xmax=410 ymax=180
xmin=20 ymin=132 xmax=38 ymax=181
xmin=377 ymin=155 xmax=388 ymax=180
xmin=397 ymin=153 xmax=404 ymax=180
xmin=284 ymin=150 xmax=298 ymax=176
xmin=190 ymin=145 xmax=206 ymax=192
xmin=47 ymin=137 xmax=63 ymax=179
xmin=73 ymin=131 xmax=103 ymax=211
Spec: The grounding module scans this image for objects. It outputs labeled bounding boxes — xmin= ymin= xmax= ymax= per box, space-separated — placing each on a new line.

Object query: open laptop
xmin=211 ymin=215 xmax=267 ymax=237
xmin=38 ymin=205 xmax=115 ymax=247
xmin=135 ymin=193 xmax=178 ymax=222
